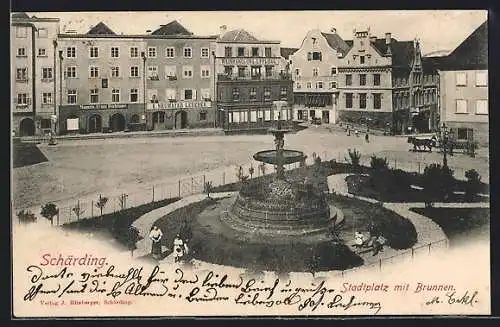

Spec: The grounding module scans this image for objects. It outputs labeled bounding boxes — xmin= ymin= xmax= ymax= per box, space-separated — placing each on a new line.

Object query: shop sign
xmin=221 ymin=57 xmax=281 ymax=66
xmin=146 ymin=101 xmax=212 ymax=111
xmin=80 ymin=104 xmax=128 ymax=110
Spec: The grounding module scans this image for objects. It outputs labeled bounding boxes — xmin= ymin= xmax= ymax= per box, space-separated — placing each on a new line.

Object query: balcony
xmin=167 ymin=75 xmax=178 ymax=81
xmin=217 ymin=72 xmax=292 ymax=82
xmin=41 ymin=78 xmax=54 ymax=83
xmin=148 ymin=75 xmax=160 ymax=81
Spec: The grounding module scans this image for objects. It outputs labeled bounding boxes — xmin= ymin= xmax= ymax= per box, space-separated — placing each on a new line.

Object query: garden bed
xmin=410 ymin=207 xmax=490 ymax=246
xmin=12 ymin=140 xmax=48 ymax=168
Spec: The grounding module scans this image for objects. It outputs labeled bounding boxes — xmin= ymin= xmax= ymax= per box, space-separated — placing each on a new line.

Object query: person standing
xmin=149 ymin=225 xmax=163 ymax=259
xmin=173 ymin=235 xmax=185 ymax=263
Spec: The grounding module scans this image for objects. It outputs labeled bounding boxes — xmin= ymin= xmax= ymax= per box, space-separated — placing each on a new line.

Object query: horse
xmin=407 ymin=136 xmax=437 ymax=152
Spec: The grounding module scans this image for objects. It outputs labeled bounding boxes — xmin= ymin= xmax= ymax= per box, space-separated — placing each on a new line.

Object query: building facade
xmin=215 ymin=27 xmax=293 ymax=132
xmin=11 ymin=12 xmax=60 ymax=136
xmin=337 ymin=28 xmax=439 ymax=134
xmin=436 ymin=21 xmax=488 ymax=146
xmin=144 ymin=21 xmax=217 ymax=130
xmin=289 ymin=28 xmax=350 ymax=124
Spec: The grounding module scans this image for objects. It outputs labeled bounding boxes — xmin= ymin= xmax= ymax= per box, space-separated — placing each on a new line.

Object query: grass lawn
xmin=410 ymin=207 xmax=490 ymax=246
xmin=12 ymin=140 xmax=48 ymax=168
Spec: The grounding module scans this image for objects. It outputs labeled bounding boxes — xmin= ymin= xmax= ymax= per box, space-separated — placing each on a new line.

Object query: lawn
xmin=12 ymin=140 xmax=48 ymax=168
xmin=410 ymin=207 xmax=490 ymax=246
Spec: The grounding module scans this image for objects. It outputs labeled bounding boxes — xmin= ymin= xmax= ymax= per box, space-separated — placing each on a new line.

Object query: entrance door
xmin=174 ymin=110 xmax=188 ymax=129
xmin=322 ymin=110 xmax=330 ymax=124
xmin=152 ymin=111 xmax=165 ymax=130
xmin=110 ymin=113 xmax=125 ymax=132
xmin=19 ymin=118 xmax=35 ymax=136
xmin=88 ymin=114 xmax=102 ymax=133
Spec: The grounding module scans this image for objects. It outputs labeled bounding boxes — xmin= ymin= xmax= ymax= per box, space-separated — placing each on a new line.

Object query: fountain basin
xmin=253 ymin=149 xmax=306 ymax=165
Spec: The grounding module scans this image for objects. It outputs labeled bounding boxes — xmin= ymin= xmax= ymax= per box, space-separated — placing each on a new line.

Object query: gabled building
xmin=337 ymin=27 xmax=439 ymax=134
xmin=215 ymin=26 xmax=292 ymax=132
xmin=434 ymin=21 xmax=488 ymax=146
xmin=11 ymin=12 xmax=60 ymax=136
xmin=289 ymin=28 xmax=350 ymax=124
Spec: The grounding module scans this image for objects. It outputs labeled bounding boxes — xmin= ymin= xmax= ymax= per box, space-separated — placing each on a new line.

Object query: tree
xmin=259 ymin=162 xmax=267 ymax=176
xmin=203 ymin=181 xmax=214 ymax=199
xmin=370 ymin=156 xmax=389 ymax=170
xmin=248 ymin=165 xmax=255 ymax=179
xmin=17 ymin=210 xmax=37 ymax=224
xmin=236 ymin=165 xmax=248 ymax=182
xmin=127 ymin=226 xmax=141 ymax=257
xmin=465 ymin=169 xmax=482 ymax=201
xmin=95 ymin=195 xmax=109 ymax=217
xmin=71 ymin=202 xmax=84 ymax=221
xmin=346 ymin=148 xmax=361 ymax=171
xmin=40 ymin=203 xmax=59 ymax=225
xmin=422 ymin=164 xmax=455 ymax=206
xmin=314 ymin=156 xmax=322 ymax=165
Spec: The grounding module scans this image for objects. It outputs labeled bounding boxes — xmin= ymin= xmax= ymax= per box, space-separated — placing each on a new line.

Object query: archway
xmin=152 ymin=111 xmax=165 ymax=130
xmin=88 ymin=114 xmax=102 ymax=133
xmin=109 ymin=113 xmax=125 ymax=132
xmin=174 ymin=110 xmax=188 ymax=129
xmin=19 ymin=118 xmax=35 ymax=136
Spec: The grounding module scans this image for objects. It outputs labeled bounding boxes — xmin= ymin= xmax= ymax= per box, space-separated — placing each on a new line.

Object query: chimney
xmin=370 ymin=36 xmax=377 ymax=43
xmin=220 ymin=25 xmax=227 ymax=34
xmin=385 ymin=32 xmax=392 ymax=45
xmin=330 ymin=27 xmax=337 ymax=34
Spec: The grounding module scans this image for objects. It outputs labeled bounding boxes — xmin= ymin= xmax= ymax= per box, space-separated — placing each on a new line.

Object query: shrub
xmin=465 ymin=169 xmax=482 ymax=201
xmin=203 ymin=181 xmax=214 ymax=198
xmin=95 ymin=195 xmax=109 ymax=217
xmin=314 ymin=156 xmax=322 ymax=165
xmin=370 ymin=156 xmax=389 ymax=170
xmin=17 ymin=210 xmax=37 ymax=224
xmin=40 ymin=203 xmax=59 ymax=225
xmin=368 ymin=205 xmax=417 ymax=249
xmin=346 ymin=148 xmax=361 ymax=167
xmin=423 ymin=164 xmax=455 ymax=205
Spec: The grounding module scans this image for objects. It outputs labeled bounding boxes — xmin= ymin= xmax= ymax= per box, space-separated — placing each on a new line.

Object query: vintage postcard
xmin=11 ymin=10 xmax=490 ymax=318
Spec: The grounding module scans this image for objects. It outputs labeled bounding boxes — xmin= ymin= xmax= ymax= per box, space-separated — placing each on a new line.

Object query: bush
xmin=203 ymin=181 xmax=214 ymax=198
xmin=465 ymin=169 xmax=482 ymax=201
xmin=41 ymin=203 xmax=59 ymax=225
xmin=370 ymin=156 xmax=389 ymax=170
xmin=368 ymin=204 xmax=417 ymax=249
xmin=346 ymin=148 xmax=361 ymax=167
xmin=17 ymin=210 xmax=37 ymax=224
xmin=423 ymin=164 xmax=455 ymax=205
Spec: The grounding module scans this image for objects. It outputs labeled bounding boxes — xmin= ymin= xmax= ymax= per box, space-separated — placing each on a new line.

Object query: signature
xmin=425 ymin=290 xmax=479 ymax=307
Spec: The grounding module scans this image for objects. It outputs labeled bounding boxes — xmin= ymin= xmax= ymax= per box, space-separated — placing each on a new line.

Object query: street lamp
xmin=141 ymin=51 xmax=147 ymax=129
xmin=440 ymin=123 xmax=449 ymax=168
xmin=58 ymin=49 xmax=64 ymax=134
xmin=212 ymin=50 xmax=217 ymax=128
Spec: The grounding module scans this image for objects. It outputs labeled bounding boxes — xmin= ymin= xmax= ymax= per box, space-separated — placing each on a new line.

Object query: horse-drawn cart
xmin=407 ymin=133 xmax=438 ymax=152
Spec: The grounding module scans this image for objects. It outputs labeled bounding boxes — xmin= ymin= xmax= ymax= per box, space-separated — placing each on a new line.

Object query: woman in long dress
xmin=149 ymin=225 xmax=163 ymax=259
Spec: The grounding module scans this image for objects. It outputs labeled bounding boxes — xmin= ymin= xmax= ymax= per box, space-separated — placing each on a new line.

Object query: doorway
xmin=174 ymin=110 xmax=188 ymax=129
xmin=88 ymin=114 xmax=103 ymax=133
xmin=110 ymin=113 xmax=126 ymax=132
xmin=152 ymin=111 xmax=165 ymax=130
xmin=19 ymin=118 xmax=35 ymax=136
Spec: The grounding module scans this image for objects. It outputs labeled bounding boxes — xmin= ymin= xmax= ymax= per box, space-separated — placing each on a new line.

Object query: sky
xmin=28 ymin=10 xmax=487 ymax=55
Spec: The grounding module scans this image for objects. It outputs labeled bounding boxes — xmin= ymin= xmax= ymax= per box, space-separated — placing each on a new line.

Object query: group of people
xmin=149 ymin=225 xmax=190 ymax=263
xmin=354 ymin=231 xmax=387 ymax=256
xmin=345 ymin=125 xmax=370 ymax=143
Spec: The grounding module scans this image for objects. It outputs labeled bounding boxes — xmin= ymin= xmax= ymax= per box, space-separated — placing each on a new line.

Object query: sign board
xmin=66 ymin=118 xmax=79 ymax=131
xmin=80 ymin=104 xmax=128 ymax=110
xmin=221 ymin=57 xmax=281 ymax=66
xmin=146 ymin=101 xmax=212 ymax=111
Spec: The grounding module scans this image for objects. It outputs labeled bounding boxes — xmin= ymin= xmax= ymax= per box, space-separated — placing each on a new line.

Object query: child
xmin=173 ymin=235 xmax=185 ymax=263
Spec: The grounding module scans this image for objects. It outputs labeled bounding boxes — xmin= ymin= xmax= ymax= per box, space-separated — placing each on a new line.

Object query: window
xmin=296 ymin=82 xmax=302 ymax=89
xmin=331 ymin=67 xmax=337 ymax=75
xmin=89 ymin=47 xmax=99 ymax=58
xmin=42 ymin=92 xmax=52 ymax=104
xmin=67 ymin=90 xmax=77 ymax=104
xmin=312 ymin=51 xmax=322 ymax=61
xmin=148 ymin=66 xmax=159 ymax=79
xmin=37 ymin=28 xmax=48 ymax=38
xmin=166 ymin=89 xmax=176 ymax=101
xmin=360 ymin=56 xmax=365 ymax=64
xmin=111 ymin=66 xmax=120 ymax=78
xmin=225 ymin=47 xmax=232 ymax=57
xmin=16 ymin=68 xmax=28 ymax=81
xmin=130 ymin=47 xmax=139 ymax=58
xmin=199 ymin=112 xmax=207 ymax=121
xmin=232 ymin=88 xmax=240 ymax=101
xmin=148 ymin=47 xmax=157 ymax=58
xmin=251 ymin=66 xmax=261 ymax=78
xmin=312 ymin=68 xmax=319 ymax=77
xmin=329 ymin=81 xmax=337 ymax=89
xmin=16 ymin=27 xmax=27 ymax=38
xmin=184 ymin=89 xmax=194 ymax=100
xmin=280 ymin=87 xmax=287 ymax=99
xmin=130 ymin=89 xmax=138 ymax=102
xmin=90 ymin=89 xmax=99 ymax=103
xmin=201 ymin=47 xmax=209 ymax=58
xmin=200 ymin=66 xmax=210 ymax=78
xmin=456 ymin=99 xmax=468 ymax=114
xmin=346 ymin=74 xmax=352 ymax=86
xmin=238 ymin=67 xmax=246 ymax=78
xmin=456 ymin=72 xmax=467 ymax=86
xmin=111 ymin=47 xmax=120 ymax=58
xmin=224 ymin=66 xmax=233 ymax=76
xmin=456 ymin=128 xmax=469 ymax=140
xmin=17 ymin=93 xmax=28 ymax=105
xmin=359 ymin=74 xmax=366 ymax=86
xmin=252 ymin=47 xmax=259 ymax=57
xmin=89 ymin=66 xmax=99 ymax=78
xmin=66 ymin=66 xmax=77 ymax=78
xmin=476 ymin=71 xmax=487 ymax=86
xmin=345 ymin=93 xmax=353 ymax=108
xmin=265 ymin=66 xmax=273 ymax=77
xmin=249 ymin=87 xmax=257 ymax=100
xmin=373 ymin=74 xmax=381 ymax=86
xmin=111 ymin=89 xmax=120 ymax=103
xmin=264 ymin=87 xmax=271 ymax=100
xmin=165 ymin=65 xmax=176 ymax=78
xmin=183 ymin=47 xmax=192 ymax=58
xmin=66 ymin=47 xmax=76 ymax=58
xmin=183 ymin=66 xmax=193 ymax=78
xmin=316 ymin=81 xmax=323 ymax=89
xmin=130 ymin=66 xmax=139 ymax=77
xmin=373 ymin=93 xmax=381 ymax=109
xmin=359 ymin=93 xmax=367 ymax=109
xmin=306 ymin=82 xmax=312 ymax=89
xmin=476 ymin=100 xmax=488 ymax=115
xmin=265 ymin=47 xmax=272 ymax=57
xmin=38 ymin=48 xmax=47 ymax=57
xmin=201 ymin=88 xmax=211 ymax=100
xmin=295 ymin=68 xmax=300 ymax=76
xmin=165 ymin=47 xmax=175 ymax=58
xmin=42 ymin=67 xmax=53 ymax=80
xmin=237 ymin=47 xmax=245 ymax=57
xmin=17 ymin=48 xmax=26 ymax=57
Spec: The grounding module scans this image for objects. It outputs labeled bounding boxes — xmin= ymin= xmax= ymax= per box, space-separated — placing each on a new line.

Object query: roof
xmin=371 ymin=38 xmax=415 ymax=67
xmin=218 ymin=29 xmax=259 ymax=42
xmin=437 ymin=21 xmax=488 ymax=70
xmin=280 ymin=47 xmax=298 ymax=59
xmin=150 ymin=20 xmax=193 ymax=36
xmin=11 ymin=12 xmax=30 ymax=19
xmin=86 ymin=22 xmax=116 ymax=35
xmin=422 ymin=57 xmax=439 ymax=73
xmin=320 ymin=32 xmax=351 ymax=55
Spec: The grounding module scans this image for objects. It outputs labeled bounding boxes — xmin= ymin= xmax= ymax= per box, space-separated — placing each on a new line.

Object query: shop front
xmin=145 ymin=100 xmax=214 ymax=130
